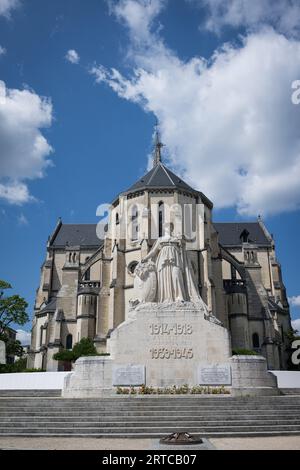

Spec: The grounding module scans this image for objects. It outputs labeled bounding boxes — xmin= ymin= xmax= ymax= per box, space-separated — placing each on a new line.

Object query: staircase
xmin=1 ymin=395 xmax=300 ymax=438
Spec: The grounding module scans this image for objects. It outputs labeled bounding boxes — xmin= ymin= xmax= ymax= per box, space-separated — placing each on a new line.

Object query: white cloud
xmin=109 ymin=0 xmax=166 ymax=45
xmin=195 ymin=0 xmax=300 ymax=36
xmin=0 ymin=80 xmax=53 ymax=205
xmin=0 ymin=0 xmax=19 ymax=18
xmin=16 ymin=329 xmax=31 ymax=346
xmin=91 ymin=1 xmax=300 ymax=216
xmin=292 ymin=318 xmax=300 ymax=333
xmin=65 ymin=49 xmax=80 ymax=64
xmin=17 ymin=213 xmax=28 ymax=225
xmin=289 ymin=296 xmax=300 ymax=307
xmin=0 ymin=46 xmax=6 ymax=56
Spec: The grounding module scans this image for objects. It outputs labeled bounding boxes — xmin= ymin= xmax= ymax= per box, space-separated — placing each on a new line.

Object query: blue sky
xmin=0 ymin=0 xmax=300 ymax=342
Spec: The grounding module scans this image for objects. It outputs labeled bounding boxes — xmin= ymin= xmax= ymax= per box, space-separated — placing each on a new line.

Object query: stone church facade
xmin=28 ymin=139 xmax=292 ymax=371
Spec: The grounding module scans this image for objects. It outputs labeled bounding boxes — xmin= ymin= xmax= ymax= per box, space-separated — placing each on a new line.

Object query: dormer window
xmin=240 ymin=229 xmax=250 ymax=243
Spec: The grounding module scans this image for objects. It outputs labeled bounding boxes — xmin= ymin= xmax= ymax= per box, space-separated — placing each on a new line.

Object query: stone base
xmin=231 ymin=387 xmax=280 ymax=397
xmin=108 ymin=301 xmax=231 ymax=388
xmin=230 ymin=355 xmax=278 ymax=396
xmin=62 ymin=303 xmax=279 ymax=398
xmin=62 ymin=357 xmax=112 ymax=398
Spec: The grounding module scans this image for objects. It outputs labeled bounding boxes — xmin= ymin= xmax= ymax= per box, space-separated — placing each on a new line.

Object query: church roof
xmin=40 ymin=297 xmax=57 ymax=314
xmin=214 ymin=222 xmax=272 ymax=247
xmin=50 ymin=224 xmax=102 ymax=248
xmin=126 ymin=162 xmax=197 ymax=194
xmin=114 ymin=161 xmax=213 ymax=208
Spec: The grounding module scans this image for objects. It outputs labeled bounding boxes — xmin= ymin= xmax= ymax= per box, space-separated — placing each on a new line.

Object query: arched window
xmin=72 ymin=253 xmax=76 ymax=263
xmin=158 ymin=201 xmax=164 ymax=237
xmin=131 ymin=205 xmax=139 ymax=241
xmin=128 ymin=261 xmax=138 ymax=275
xmin=40 ymin=326 xmax=43 ymax=347
xmin=252 ymin=333 xmax=260 ymax=349
xmin=69 ymin=253 xmax=72 ymax=263
xmin=84 ymin=257 xmax=90 ymax=281
xmin=66 ymin=334 xmax=73 ymax=350
xmin=116 ymin=213 xmax=119 ymax=225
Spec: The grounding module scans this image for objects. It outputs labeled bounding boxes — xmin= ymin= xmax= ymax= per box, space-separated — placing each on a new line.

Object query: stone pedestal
xmin=108 ymin=302 xmax=231 ymax=388
xmin=230 ymin=355 xmax=279 ymax=396
xmin=63 ymin=356 xmax=112 ymax=398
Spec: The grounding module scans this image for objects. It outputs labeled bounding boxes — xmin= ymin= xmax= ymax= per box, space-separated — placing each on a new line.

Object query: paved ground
xmin=1 ymin=436 xmax=300 ymax=450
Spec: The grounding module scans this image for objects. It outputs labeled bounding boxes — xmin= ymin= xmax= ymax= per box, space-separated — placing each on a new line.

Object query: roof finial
xmin=153 ymin=121 xmax=164 ymax=167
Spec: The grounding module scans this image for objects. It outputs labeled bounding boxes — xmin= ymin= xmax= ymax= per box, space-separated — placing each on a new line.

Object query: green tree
xmin=0 ymin=280 xmax=29 ymax=335
xmin=0 ymin=280 xmax=29 ymax=357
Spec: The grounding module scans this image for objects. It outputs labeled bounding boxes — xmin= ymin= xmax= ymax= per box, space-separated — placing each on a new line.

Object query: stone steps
xmin=0 ymin=396 xmax=300 ymax=437
xmin=0 ymin=390 xmax=61 ymax=397
xmin=0 ymin=419 xmax=300 ymax=430
xmin=2 ymin=414 xmax=299 ymax=421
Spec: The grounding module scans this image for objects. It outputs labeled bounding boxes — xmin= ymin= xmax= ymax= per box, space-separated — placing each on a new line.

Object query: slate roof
xmin=50 ymin=224 xmax=102 ymax=248
xmin=40 ymin=297 xmax=57 ymax=313
xmin=114 ymin=162 xmax=213 ymax=208
xmin=125 ymin=162 xmax=198 ymax=194
xmin=214 ymin=222 xmax=272 ymax=247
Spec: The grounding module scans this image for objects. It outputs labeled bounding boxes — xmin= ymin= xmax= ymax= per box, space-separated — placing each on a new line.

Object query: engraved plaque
xmin=112 ymin=364 xmax=145 ymax=386
xmin=198 ymin=364 xmax=232 ymax=385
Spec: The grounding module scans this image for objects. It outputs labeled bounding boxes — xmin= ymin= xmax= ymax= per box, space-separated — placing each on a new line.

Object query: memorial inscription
xmin=198 ymin=364 xmax=232 ymax=385
xmin=150 ymin=323 xmax=193 ymax=335
xmin=149 ymin=322 xmax=194 ymax=360
xmin=112 ymin=364 xmax=145 ymax=386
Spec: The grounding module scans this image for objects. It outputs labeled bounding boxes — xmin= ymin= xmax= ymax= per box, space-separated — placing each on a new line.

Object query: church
xmin=27 ymin=133 xmax=292 ymax=372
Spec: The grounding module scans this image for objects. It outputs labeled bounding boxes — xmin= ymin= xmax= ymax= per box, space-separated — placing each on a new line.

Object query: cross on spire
xmin=153 ymin=124 xmax=164 ymax=167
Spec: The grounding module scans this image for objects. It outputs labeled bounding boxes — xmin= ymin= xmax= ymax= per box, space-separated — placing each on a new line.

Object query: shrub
xmin=232 ymin=348 xmax=259 ymax=356
xmin=72 ymin=338 xmax=98 ymax=360
xmin=53 ymin=337 xmax=108 ymax=363
xmin=0 ymin=358 xmax=43 ymax=374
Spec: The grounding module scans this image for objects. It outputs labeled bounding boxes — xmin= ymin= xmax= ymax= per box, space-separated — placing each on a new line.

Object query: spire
xmin=153 ymin=123 xmax=164 ymax=167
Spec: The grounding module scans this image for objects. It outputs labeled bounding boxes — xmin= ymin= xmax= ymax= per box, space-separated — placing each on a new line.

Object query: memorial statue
xmin=131 ymin=226 xmax=205 ymax=306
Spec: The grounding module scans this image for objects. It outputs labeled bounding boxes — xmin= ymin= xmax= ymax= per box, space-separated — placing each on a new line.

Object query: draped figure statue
xmin=131 ymin=227 xmax=205 ymax=305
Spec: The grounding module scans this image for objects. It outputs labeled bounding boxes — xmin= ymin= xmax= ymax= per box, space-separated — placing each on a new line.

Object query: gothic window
xmin=158 ymin=201 xmax=164 ymax=237
xmin=66 ymin=334 xmax=73 ymax=350
xmin=252 ymin=332 xmax=260 ymax=349
xmin=131 ymin=205 xmax=139 ymax=241
xmin=116 ymin=213 xmax=119 ymax=225
xmin=230 ymin=264 xmax=236 ymax=280
xmin=84 ymin=257 xmax=90 ymax=281
xmin=40 ymin=326 xmax=43 ymax=347
xmin=184 ymin=203 xmax=193 ymax=240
